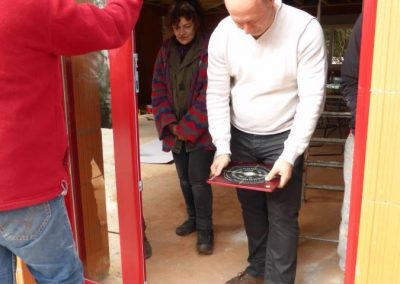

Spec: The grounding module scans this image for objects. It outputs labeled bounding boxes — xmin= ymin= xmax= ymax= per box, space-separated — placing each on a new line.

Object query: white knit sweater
xmin=206 ymin=0 xmax=327 ymax=165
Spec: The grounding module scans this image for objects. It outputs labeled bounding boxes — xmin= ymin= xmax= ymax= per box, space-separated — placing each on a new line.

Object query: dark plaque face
xmin=223 ymin=165 xmax=269 ymax=184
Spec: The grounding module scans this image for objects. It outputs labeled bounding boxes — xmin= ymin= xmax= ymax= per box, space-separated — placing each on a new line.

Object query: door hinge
xmin=133 ymin=53 xmax=139 ymax=94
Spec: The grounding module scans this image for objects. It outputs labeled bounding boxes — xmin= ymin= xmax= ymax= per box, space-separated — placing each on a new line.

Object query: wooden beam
xmin=292 ymin=0 xmax=304 ymax=5
xmin=15 ymin=258 xmax=36 ymax=284
xmin=299 ymin=4 xmax=362 ymax=16
xmin=63 ymin=46 xmax=111 ymax=282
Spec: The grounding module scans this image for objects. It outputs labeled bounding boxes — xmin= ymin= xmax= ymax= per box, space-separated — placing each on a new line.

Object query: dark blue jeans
xmin=172 ymin=146 xmax=215 ymax=231
xmin=231 ymin=126 xmax=303 ymax=284
xmin=0 ymin=196 xmax=83 ymax=284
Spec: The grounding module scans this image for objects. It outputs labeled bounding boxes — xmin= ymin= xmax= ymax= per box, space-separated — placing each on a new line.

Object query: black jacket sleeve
xmin=341 ymin=14 xmax=362 ymax=130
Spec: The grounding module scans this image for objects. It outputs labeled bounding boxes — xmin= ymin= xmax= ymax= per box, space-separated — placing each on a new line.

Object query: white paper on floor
xmin=140 ymin=138 xmax=173 ymax=164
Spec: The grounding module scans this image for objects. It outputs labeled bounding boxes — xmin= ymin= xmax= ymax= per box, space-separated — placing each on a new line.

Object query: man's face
xmin=225 ymin=0 xmax=275 ymax=38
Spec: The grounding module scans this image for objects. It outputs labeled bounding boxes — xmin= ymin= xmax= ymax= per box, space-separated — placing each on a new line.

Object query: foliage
xmin=324 ymin=27 xmax=352 ymax=65
xmin=92 ymin=0 xmax=106 ymax=7
xmin=91 ymin=0 xmax=111 ymax=128
xmin=95 ymin=51 xmax=112 ymax=128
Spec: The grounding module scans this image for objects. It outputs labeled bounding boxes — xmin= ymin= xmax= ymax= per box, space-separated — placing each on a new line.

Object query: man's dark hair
xmin=166 ymin=0 xmax=204 ymax=32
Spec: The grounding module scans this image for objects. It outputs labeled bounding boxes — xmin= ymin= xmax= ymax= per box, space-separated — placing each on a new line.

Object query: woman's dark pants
xmin=172 ymin=147 xmax=215 ymax=231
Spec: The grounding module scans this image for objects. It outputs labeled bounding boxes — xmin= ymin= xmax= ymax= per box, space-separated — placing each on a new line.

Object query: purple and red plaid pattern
xmin=151 ymin=36 xmax=215 ymax=152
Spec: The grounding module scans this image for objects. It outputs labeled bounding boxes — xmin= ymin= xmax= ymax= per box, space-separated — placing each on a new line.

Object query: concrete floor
xmin=101 ymin=114 xmax=345 ymax=284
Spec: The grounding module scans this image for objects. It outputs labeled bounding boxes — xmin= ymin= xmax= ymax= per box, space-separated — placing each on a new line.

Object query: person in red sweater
xmin=0 ymin=0 xmax=142 ymax=283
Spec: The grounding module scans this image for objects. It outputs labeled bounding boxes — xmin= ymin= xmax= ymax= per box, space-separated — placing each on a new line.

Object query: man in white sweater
xmin=206 ymin=0 xmax=327 ymax=283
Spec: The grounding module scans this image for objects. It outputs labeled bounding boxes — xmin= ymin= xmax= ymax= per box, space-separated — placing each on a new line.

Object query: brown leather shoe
xmin=225 ymin=271 xmax=263 ymax=284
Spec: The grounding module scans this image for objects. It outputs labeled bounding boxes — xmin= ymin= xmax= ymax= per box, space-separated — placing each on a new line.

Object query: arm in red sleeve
xmin=48 ymin=0 xmax=143 ymax=55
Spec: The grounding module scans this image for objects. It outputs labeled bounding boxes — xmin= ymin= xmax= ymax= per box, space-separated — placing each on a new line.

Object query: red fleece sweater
xmin=0 ymin=0 xmax=142 ymax=210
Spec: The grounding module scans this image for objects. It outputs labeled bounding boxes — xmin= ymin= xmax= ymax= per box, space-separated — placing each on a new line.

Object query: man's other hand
xmin=265 ymin=159 xmax=293 ymax=188
xmin=210 ymin=154 xmax=230 ymax=178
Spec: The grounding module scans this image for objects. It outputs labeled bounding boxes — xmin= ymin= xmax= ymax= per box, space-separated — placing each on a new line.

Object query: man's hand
xmin=265 ymin=159 xmax=293 ymax=188
xmin=210 ymin=154 xmax=230 ymax=177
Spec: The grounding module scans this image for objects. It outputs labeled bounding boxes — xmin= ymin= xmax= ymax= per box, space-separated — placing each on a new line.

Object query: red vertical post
xmin=345 ymin=1 xmax=377 ymax=283
xmin=108 ymin=33 xmax=145 ymax=284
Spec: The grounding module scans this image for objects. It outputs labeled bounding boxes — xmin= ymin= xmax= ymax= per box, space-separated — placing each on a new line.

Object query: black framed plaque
xmin=207 ymin=161 xmax=279 ymax=192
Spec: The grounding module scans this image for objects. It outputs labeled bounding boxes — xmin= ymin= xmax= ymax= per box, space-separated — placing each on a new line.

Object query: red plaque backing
xmin=207 ymin=161 xmax=279 ymax=192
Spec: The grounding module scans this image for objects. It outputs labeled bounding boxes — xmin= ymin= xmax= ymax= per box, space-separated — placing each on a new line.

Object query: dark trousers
xmin=231 ymin=126 xmax=303 ymax=284
xmin=172 ymin=146 xmax=215 ymax=231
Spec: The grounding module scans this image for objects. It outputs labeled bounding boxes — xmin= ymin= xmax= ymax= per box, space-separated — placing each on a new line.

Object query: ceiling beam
xmin=292 ymin=0 xmax=305 ymax=5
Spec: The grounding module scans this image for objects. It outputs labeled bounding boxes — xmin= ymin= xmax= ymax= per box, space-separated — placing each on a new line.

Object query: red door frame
xmin=345 ymin=1 xmax=377 ymax=283
xmin=107 ymin=32 xmax=146 ymax=283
